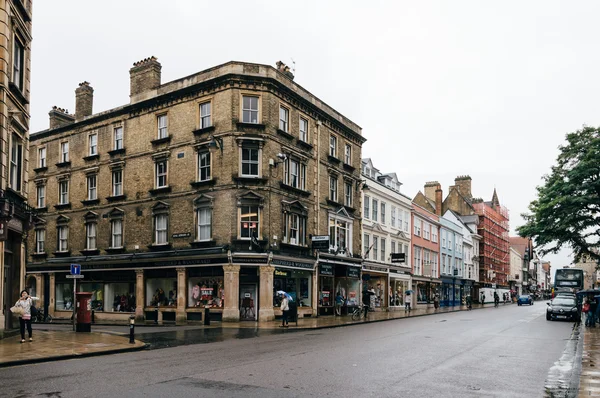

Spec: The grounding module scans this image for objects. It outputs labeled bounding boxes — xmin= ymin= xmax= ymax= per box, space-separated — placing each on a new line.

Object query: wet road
xmin=0 ymin=302 xmax=576 ymax=398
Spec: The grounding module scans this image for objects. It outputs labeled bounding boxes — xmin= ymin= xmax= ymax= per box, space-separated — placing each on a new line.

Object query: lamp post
xmin=129 ymin=315 xmax=135 ymax=344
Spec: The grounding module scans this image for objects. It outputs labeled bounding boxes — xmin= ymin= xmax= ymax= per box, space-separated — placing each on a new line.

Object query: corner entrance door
xmin=239 ymin=284 xmax=257 ymax=321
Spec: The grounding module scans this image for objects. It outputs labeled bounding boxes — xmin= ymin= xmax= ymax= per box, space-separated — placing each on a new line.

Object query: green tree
xmin=518 ymin=126 xmax=600 ymax=265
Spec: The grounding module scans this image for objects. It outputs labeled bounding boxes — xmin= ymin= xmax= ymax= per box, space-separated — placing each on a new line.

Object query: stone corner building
xmin=0 ymin=0 xmax=34 ymax=330
xmin=27 ymin=58 xmax=365 ymax=324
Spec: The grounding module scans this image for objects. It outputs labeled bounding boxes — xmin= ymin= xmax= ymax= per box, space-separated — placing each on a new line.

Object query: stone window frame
xmin=57 ymin=174 xmax=70 ymax=205
xmin=113 ymin=123 xmax=124 ymax=150
xmin=157 ymin=112 xmax=168 ymax=139
xmin=236 ymin=191 xmax=264 ymax=240
xmin=37 ymin=145 xmax=47 ymax=168
xmin=344 ymin=179 xmax=353 ymax=207
xmin=240 ymin=93 xmax=261 ymax=124
xmin=87 ymin=131 xmax=98 ymax=156
xmin=56 ymin=215 xmax=70 ymax=253
xmin=84 ymin=211 xmax=99 ymax=251
xmin=279 ymin=104 xmax=290 ymax=132
xmin=108 ymin=208 xmax=125 ymax=249
xmin=281 ymin=200 xmax=308 ymax=247
xmin=194 ymin=194 xmax=214 ymax=242
xmin=299 ymin=114 xmax=309 ymax=143
xmin=196 ymin=146 xmax=212 ymax=182
xmin=329 ymin=174 xmax=338 ymax=202
xmin=109 ymin=161 xmax=125 ymax=197
xmin=364 ymin=195 xmax=370 ymax=219
xmin=152 ymin=152 xmax=170 ymax=189
xmin=198 ymin=98 xmax=213 ymax=129
xmin=152 ymin=201 xmax=170 ymax=246
xmin=60 ymin=140 xmax=70 ymax=163
xmin=344 ymin=142 xmax=352 ymax=165
xmin=9 ymin=131 xmax=24 ymax=192
xmin=86 ymin=173 xmax=98 ymax=201
xmin=329 ymin=134 xmax=337 ymax=158
xmin=328 ymin=207 xmax=354 ymax=254
xmin=12 ymin=33 xmax=25 ymax=90
xmin=34 ymin=219 xmax=47 ymax=254
xmin=236 ymin=137 xmax=264 ymax=178
xmin=34 ymin=178 xmax=47 ymax=209
xmin=282 ymin=152 xmax=308 ymax=191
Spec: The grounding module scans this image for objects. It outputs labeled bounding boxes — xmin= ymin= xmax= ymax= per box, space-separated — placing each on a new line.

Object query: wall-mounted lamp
xmin=208 ymin=135 xmax=223 ymax=154
xmin=270 ymin=153 xmax=287 ymax=168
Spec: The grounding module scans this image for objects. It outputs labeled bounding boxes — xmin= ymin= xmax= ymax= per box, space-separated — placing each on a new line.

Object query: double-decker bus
xmin=554 ymin=268 xmax=584 ymax=293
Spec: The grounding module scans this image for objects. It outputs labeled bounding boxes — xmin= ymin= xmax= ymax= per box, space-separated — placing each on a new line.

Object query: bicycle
xmin=351 ymin=305 xmax=368 ymax=321
xmin=32 ymin=308 xmax=52 ymax=323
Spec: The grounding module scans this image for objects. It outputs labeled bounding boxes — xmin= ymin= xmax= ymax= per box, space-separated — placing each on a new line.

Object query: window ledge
xmin=236 ymin=122 xmax=266 ymax=130
xmin=190 ymin=240 xmax=216 ymax=248
xmin=233 ymin=175 xmax=268 ymax=184
xmin=108 ymin=148 xmax=126 ymax=156
xmin=326 ymin=199 xmax=345 ymax=208
xmin=149 ymin=186 xmax=172 ymax=195
xmin=31 ymin=252 xmax=48 ymax=259
xmin=56 ymin=161 xmax=71 ymax=168
xmin=35 ymin=207 xmax=48 ymax=213
xmin=53 ymin=251 xmax=71 ymax=257
xmin=7 ymin=188 xmax=27 ymax=202
xmin=343 ymin=163 xmax=356 ymax=172
xmin=327 ymin=155 xmax=341 ymax=165
xmin=54 ymin=203 xmax=72 ymax=210
xmin=105 ymin=247 xmax=127 ymax=254
xmin=190 ymin=178 xmax=217 ymax=189
xmin=279 ymin=242 xmax=310 ymax=250
xmin=33 ymin=166 xmax=48 ymax=173
xmin=151 ymin=135 xmax=172 ymax=145
xmin=80 ymin=249 xmax=100 ymax=256
xmin=81 ymin=199 xmax=100 ymax=206
xmin=279 ymin=182 xmax=311 ymax=197
xmin=344 ymin=205 xmax=356 ymax=213
xmin=9 ymin=82 xmax=29 ymax=104
xmin=296 ymin=140 xmax=313 ymax=151
xmin=232 ymin=238 xmax=267 ymax=245
xmin=83 ymin=154 xmax=100 ymax=162
xmin=148 ymin=243 xmax=172 ymax=251
xmin=276 ymin=129 xmax=294 ymax=140
xmin=192 ymin=125 xmax=215 ymax=136
xmin=106 ymin=194 xmax=127 ymax=202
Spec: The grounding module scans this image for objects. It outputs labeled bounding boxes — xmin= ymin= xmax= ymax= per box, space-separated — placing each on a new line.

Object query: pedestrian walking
xmin=404 ymin=291 xmax=412 ymax=312
xmin=335 ymin=292 xmax=344 ymax=316
xmin=363 ymin=288 xmax=375 ymax=318
xmin=280 ymin=293 xmax=289 ymax=327
xmin=13 ymin=290 xmax=39 ymax=343
xmin=594 ymin=295 xmax=600 ymax=326
xmin=433 ymin=294 xmax=440 ymax=310
xmin=494 ymin=292 xmax=499 ymax=308
xmin=583 ymin=299 xmax=593 ymax=327
xmin=480 ymin=293 xmax=485 ymax=306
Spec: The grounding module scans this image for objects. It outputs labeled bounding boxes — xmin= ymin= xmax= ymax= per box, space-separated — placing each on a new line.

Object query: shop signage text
xmin=319 ymin=264 xmax=334 ymax=276
xmin=233 ymin=257 xmax=268 ymax=264
xmin=271 ymin=258 xmax=314 ymax=270
xmin=274 ymin=269 xmax=290 ymax=277
xmin=391 ymin=253 xmax=406 ymax=263
xmin=172 ymin=232 xmax=191 ymax=238
xmin=311 ymin=235 xmax=330 ymax=250
xmin=347 ymin=267 xmax=360 ymax=278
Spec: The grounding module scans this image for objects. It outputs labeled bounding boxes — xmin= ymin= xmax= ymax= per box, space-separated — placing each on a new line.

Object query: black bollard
xmin=129 ymin=316 xmax=135 ymax=344
xmin=154 ymin=305 xmax=159 ymax=324
xmin=204 ymin=307 xmax=210 ymax=325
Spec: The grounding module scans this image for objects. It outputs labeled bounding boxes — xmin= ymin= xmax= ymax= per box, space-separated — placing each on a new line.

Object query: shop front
xmin=318 ymin=254 xmax=362 ymax=316
xmin=389 ymin=269 xmax=411 ymax=310
xmin=271 ymin=256 xmax=316 ymax=319
xmin=413 ymin=276 xmax=441 ymax=308
xmin=362 ymin=263 xmax=389 ymax=310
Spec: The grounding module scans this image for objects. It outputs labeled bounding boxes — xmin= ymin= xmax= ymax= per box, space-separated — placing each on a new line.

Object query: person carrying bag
xmin=13 ymin=290 xmax=40 ymax=343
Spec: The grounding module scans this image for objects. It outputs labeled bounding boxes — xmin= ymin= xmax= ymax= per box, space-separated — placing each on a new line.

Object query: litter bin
xmin=76 ymin=292 xmax=93 ymax=332
xmin=288 ymin=301 xmax=298 ymax=325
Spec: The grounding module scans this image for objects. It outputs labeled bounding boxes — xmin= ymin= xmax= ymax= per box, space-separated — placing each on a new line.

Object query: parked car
xmin=554 ymin=291 xmax=576 ymax=299
xmin=546 ymin=297 xmax=580 ymax=321
xmin=517 ymin=295 xmax=533 ymax=306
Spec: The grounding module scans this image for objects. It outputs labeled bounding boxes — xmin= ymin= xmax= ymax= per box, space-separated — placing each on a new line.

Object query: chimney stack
xmin=75 ymin=81 xmax=93 ymax=120
xmin=454 ymin=175 xmax=472 ymax=198
xmin=435 ymin=188 xmax=443 ymax=216
xmin=129 ymin=56 xmax=161 ymax=101
xmin=424 ymin=181 xmax=441 ymax=202
xmin=49 ymin=106 xmax=75 ymax=129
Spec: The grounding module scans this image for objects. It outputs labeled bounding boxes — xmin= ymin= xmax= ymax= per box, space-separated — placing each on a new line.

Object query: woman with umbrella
xmin=276 ymin=291 xmax=292 ymax=327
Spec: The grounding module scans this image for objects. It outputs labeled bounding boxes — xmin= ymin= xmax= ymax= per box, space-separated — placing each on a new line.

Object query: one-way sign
xmin=70 ymin=263 xmax=81 ymax=275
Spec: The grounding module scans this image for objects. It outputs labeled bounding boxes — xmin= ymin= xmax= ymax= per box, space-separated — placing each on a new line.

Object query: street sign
xmin=391 ymin=253 xmax=406 ymax=263
xmin=70 ymin=263 xmax=81 ymax=275
xmin=66 ymin=275 xmax=84 ymax=279
xmin=311 ymin=235 xmax=329 ymax=250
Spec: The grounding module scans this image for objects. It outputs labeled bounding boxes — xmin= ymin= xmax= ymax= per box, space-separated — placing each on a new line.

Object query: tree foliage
xmin=518 ymin=126 xmax=600 ymax=265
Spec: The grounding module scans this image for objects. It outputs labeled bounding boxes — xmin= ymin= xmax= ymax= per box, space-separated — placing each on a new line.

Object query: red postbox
xmin=76 ymin=292 xmax=93 ymax=332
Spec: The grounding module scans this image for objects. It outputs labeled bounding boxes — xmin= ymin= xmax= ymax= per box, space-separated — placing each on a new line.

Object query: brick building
xmin=26 ymin=58 xmax=365 ymax=324
xmin=0 ymin=0 xmax=34 ymax=330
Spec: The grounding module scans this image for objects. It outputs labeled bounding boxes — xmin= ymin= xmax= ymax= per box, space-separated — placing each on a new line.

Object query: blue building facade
xmin=439 ymin=218 xmax=464 ymax=307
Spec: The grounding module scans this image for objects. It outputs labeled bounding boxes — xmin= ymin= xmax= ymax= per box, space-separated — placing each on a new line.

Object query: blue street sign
xmin=70 ymin=264 xmax=81 ymax=275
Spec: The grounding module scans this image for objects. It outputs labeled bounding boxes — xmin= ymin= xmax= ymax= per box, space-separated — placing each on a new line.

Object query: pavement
xmin=578 ymin=324 xmax=600 ymax=397
xmin=0 ymin=302 xmax=504 ymax=368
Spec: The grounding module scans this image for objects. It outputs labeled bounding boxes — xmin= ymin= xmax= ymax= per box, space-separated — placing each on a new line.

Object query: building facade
xmin=410 ymin=202 xmax=440 ymax=308
xmin=0 ymin=0 xmax=34 ymax=330
xmin=361 ymin=158 xmax=412 ymax=311
xmin=508 ymin=246 xmax=522 ymax=296
xmin=509 ymin=236 xmax=538 ymax=295
xmin=573 ymin=252 xmax=599 ymax=289
xmin=27 ymin=59 xmax=365 ymax=324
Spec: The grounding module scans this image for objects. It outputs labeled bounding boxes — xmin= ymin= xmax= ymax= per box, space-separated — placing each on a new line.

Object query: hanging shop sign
xmin=311 ymin=235 xmax=330 ymax=250
xmin=271 ymin=258 xmax=314 ymax=270
xmin=319 ymin=264 xmax=334 ymax=276
xmin=391 ymin=253 xmax=406 ymax=263
xmin=347 ymin=267 xmax=360 ymax=278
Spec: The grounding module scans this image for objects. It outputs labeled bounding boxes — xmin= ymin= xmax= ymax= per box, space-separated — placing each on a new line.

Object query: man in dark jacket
xmin=362 ymin=289 xmax=374 ymax=318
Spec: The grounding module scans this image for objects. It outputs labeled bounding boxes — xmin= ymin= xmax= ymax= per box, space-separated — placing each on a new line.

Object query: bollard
xmin=92 ymin=310 xmax=95 ymax=324
xmin=154 ymin=305 xmax=159 ymax=325
xmin=204 ymin=306 xmax=210 ymax=326
xmin=129 ymin=315 xmax=135 ymax=344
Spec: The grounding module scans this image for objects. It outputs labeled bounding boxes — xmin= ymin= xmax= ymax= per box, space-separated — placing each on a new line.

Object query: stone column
xmin=35 ymin=274 xmax=43 ymax=309
xmin=176 ymin=267 xmax=187 ymax=324
xmin=0 ymin=241 xmax=5 ymax=327
xmin=312 ymin=269 xmax=318 ymax=317
xmin=222 ymin=264 xmax=240 ymax=322
xmin=258 ymin=266 xmax=275 ymax=322
xmin=48 ymin=273 xmax=56 ymax=317
xmin=135 ymin=269 xmax=144 ymax=322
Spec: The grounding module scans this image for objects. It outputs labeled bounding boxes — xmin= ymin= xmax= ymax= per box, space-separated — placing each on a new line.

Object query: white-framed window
xmin=423 ymin=223 xmax=430 ymax=240
xmin=200 ymin=102 xmax=212 ymax=129
xmin=414 ymin=220 xmax=421 ymax=236
xmin=114 ymin=126 xmax=123 ymax=150
xmin=442 ymin=254 xmax=447 ymax=274
xmin=60 ymin=141 xmax=69 ymax=163
xmin=87 ymin=175 xmax=97 ymax=200
xmin=381 ymin=238 xmax=386 ymax=262
xmin=241 ymin=146 xmax=260 ymax=177
xmin=35 ymin=229 xmax=45 ymax=253
xmin=112 ymin=170 xmax=123 ymax=196
xmin=344 ymin=144 xmax=351 ymax=164
xmin=448 ymin=233 xmax=453 ymax=252
xmin=442 ymin=230 xmax=446 ymax=248
xmin=283 ymin=213 xmax=307 ymax=246
xmin=157 ymin=114 xmax=168 ymax=139
xmin=36 ymin=185 xmax=45 ymax=208
xmin=155 ymin=160 xmax=168 ymax=188
xmin=432 ymin=227 xmax=438 ymax=243
xmin=414 ymin=246 xmax=422 ymax=275
xmin=424 ymin=250 xmax=431 ymax=276
xmin=391 ymin=207 xmax=396 ymax=227
xmin=373 ymin=236 xmax=379 ymax=260
xmin=196 ymin=208 xmax=212 ymax=241
xmin=242 ymin=95 xmax=259 ymax=124
xmin=284 ymin=158 xmax=306 ymax=190
xmin=432 ymin=253 xmax=438 ymax=278
xmin=86 ymin=223 xmax=97 ymax=250
xmin=329 ymin=175 xmax=337 ymax=202
xmin=279 ymin=106 xmax=289 ymax=132
xmin=38 ymin=147 xmax=46 ymax=168
xmin=88 ymin=133 xmax=98 ymax=156
xmin=404 ymin=211 xmax=409 ymax=232
xmin=391 ymin=241 xmax=396 ymax=254
xmin=13 ymin=38 xmax=24 ymax=90
xmin=299 ymin=117 xmax=308 ymax=142
xmin=364 ymin=196 xmax=370 ymax=219
xmin=344 ymin=182 xmax=352 ymax=207
xmin=111 ymin=219 xmax=123 ymax=248
xmin=58 ymin=180 xmax=69 ymax=205
xmin=329 ymin=135 xmax=337 ymax=157
xmin=240 ymin=205 xmax=260 ymax=239
xmin=372 ymin=199 xmax=378 ymax=222
xmin=9 ymin=134 xmax=23 ymax=192
xmin=363 ymin=234 xmax=370 ymax=259
xmin=198 ymin=151 xmax=211 ymax=182
xmin=380 ymin=202 xmax=386 ymax=224
xmin=329 ymin=215 xmax=352 ymax=253
xmin=154 ymin=214 xmax=168 ymax=245
xmin=57 ymin=226 xmax=68 ymax=252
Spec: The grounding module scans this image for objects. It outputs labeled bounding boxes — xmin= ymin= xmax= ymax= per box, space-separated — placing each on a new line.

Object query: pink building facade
xmin=411 ymin=204 xmax=441 ymax=308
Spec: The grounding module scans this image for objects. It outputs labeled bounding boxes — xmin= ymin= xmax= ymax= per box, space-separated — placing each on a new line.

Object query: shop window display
xmin=105 ymin=283 xmax=135 ymax=312
xmin=79 ymin=283 xmax=104 ymax=311
xmin=335 ymin=278 xmax=359 ymax=307
xmin=188 ymin=277 xmax=224 ymax=308
xmin=416 ymin=281 xmax=428 ymax=304
xmin=146 ymin=278 xmax=177 ymax=306
xmin=56 ymin=283 xmax=73 ymax=311
xmin=390 ymin=279 xmax=409 ymax=307
xmin=319 ymin=276 xmax=334 ymax=307
xmin=273 ymin=270 xmax=311 ymax=308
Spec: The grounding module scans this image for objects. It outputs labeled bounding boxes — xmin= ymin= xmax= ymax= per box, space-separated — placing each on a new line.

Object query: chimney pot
xmin=75 ymin=82 xmax=94 ymax=120
xmin=49 ymin=106 xmax=75 ymax=129
xmin=130 ymin=56 xmax=161 ymax=101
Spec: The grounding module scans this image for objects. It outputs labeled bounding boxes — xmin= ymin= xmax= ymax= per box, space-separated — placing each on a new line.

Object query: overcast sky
xmin=30 ymin=0 xmax=600 ymax=271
